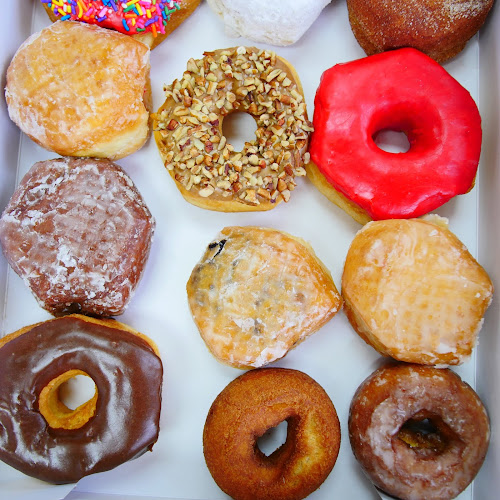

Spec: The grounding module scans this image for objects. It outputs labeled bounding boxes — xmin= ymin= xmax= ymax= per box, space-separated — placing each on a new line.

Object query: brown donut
xmin=348 ymin=363 xmax=490 ymax=500
xmin=203 ymin=368 xmax=341 ymax=500
xmin=0 ymin=157 xmax=154 ymax=317
xmin=346 ymin=0 xmax=495 ymax=63
xmin=0 ymin=315 xmax=163 ymax=484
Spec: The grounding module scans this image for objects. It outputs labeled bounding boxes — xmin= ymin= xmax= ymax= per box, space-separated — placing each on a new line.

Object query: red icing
xmin=309 ymin=48 xmax=482 ymax=220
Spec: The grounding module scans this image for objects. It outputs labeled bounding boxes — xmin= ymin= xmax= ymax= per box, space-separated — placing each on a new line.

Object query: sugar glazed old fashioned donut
xmin=308 ymin=48 xmax=482 ymax=224
xmin=349 ymin=363 xmax=490 ymax=500
xmin=154 ymin=47 xmax=312 ymax=211
xmin=341 ymin=217 xmax=493 ymax=366
xmin=206 ymin=0 xmax=332 ymax=46
xmin=5 ymin=21 xmax=151 ymax=159
xmin=0 ymin=315 xmax=163 ymax=484
xmin=204 ymin=368 xmax=341 ymax=500
xmin=0 ymin=158 xmax=154 ymax=317
xmin=41 ymin=0 xmax=201 ymax=49
xmin=187 ymin=226 xmax=342 ymax=368
xmin=347 ymin=0 xmax=495 ymax=63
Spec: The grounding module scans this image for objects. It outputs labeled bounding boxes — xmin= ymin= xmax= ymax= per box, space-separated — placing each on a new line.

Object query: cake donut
xmin=349 ymin=363 xmax=490 ymax=500
xmin=347 ymin=0 xmax=495 ymax=63
xmin=187 ymin=226 xmax=342 ymax=368
xmin=0 ymin=158 xmax=154 ymax=317
xmin=5 ymin=21 xmax=151 ymax=159
xmin=41 ymin=0 xmax=201 ymax=49
xmin=341 ymin=217 xmax=494 ymax=366
xmin=154 ymin=46 xmax=312 ymax=211
xmin=203 ymin=368 xmax=341 ymax=500
xmin=0 ymin=314 xmax=163 ymax=484
xmin=308 ymin=48 xmax=482 ymax=224
xmin=206 ymin=0 xmax=332 ymax=46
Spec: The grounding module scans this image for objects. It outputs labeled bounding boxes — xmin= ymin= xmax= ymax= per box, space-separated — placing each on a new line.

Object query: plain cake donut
xmin=341 ymin=217 xmax=493 ymax=366
xmin=5 ymin=21 xmax=151 ymax=159
xmin=187 ymin=226 xmax=342 ymax=368
xmin=203 ymin=367 xmax=341 ymax=500
xmin=154 ymin=46 xmax=312 ymax=211
xmin=0 ymin=314 xmax=163 ymax=484
xmin=349 ymin=363 xmax=490 ymax=500
xmin=346 ymin=0 xmax=495 ymax=63
xmin=0 ymin=157 xmax=154 ymax=317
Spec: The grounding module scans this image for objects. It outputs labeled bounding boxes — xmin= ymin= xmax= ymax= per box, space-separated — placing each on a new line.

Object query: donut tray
xmin=0 ymin=1 xmax=499 ymax=499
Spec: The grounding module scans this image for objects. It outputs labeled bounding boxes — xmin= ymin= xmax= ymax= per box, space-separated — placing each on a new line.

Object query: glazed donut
xmin=308 ymin=48 xmax=482 ymax=224
xmin=0 ymin=314 xmax=163 ymax=484
xmin=349 ymin=363 xmax=490 ymax=500
xmin=341 ymin=217 xmax=493 ymax=366
xmin=0 ymin=157 xmax=154 ymax=317
xmin=41 ymin=0 xmax=201 ymax=49
xmin=346 ymin=0 xmax=495 ymax=63
xmin=187 ymin=226 xmax=342 ymax=368
xmin=154 ymin=46 xmax=312 ymax=211
xmin=203 ymin=368 xmax=341 ymax=500
xmin=206 ymin=0 xmax=332 ymax=46
xmin=5 ymin=21 xmax=151 ymax=159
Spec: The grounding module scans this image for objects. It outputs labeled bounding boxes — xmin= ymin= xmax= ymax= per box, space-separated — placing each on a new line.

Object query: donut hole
xmin=256 ymin=419 xmax=289 ymax=457
xmin=39 ymin=369 xmax=98 ymax=430
xmin=373 ymin=129 xmax=410 ymax=153
xmin=221 ymin=111 xmax=258 ymax=151
xmin=397 ymin=412 xmax=457 ymax=455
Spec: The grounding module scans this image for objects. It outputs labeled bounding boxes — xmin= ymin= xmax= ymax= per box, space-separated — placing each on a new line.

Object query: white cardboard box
xmin=0 ymin=1 xmax=499 ymax=499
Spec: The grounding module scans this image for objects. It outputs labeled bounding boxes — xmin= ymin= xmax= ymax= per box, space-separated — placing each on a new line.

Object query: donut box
xmin=0 ymin=1 xmax=499 ymax=500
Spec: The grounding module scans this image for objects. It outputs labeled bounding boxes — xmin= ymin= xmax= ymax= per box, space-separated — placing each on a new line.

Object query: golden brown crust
xmin=341 ymin=218 xmax=494 ymax=365
xmin=203 ymin=368 xmax=341 ymax=500
xmin=349 ymin=363 xmax=490 ymax=500
xmin=187 ymin=226 xmax=342 ymax=368
xmin=5 ymin=21 xmax=151 ymax=159
xmin=154 ymin=47 xmax=312 ymax=212
xmin=346 ymin=0 xmax=495 ymax=63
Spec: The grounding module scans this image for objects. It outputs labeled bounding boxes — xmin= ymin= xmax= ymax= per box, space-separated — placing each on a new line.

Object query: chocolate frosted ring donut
xmin=0 ymin=315 xmax=163 ymax=484
xmin=203 ymin=368 xmax=341 ymax=500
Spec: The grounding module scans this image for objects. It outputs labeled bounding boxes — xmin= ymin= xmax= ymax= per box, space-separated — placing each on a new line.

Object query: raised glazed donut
xmin=347 ymin=0 xmax=495 ymax=63
xmin=206 ymin=0 xmax=332 ymax=46
xmin=308 ymin=48 xmax=482 ymax=224
xmin=154 ymin=47 xmax=312 ymax=211
xmin=341 ymin=217 xmax=493 ymax=366
xmin=6 ymin=21 xmax=151 ymax=159
xmin=349 ymin=363 xmax=490 ymax=500
xmin=187 ymin=226 xmax=342 ymax=368
xmin=0 ymin=158 xmax=154 ymax=317
xmin=203 ymin=368 xmax=341 ymax=500
xmin=0 ymin=315 xmax=163 ymax=484
xmin=41 ymin=0 xmax=201 ymax=49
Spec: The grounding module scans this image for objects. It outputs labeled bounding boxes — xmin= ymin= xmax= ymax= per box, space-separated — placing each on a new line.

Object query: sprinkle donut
xmin=0 ymin=315 xmax=163 ymax=484
xmin=154 ymin=47 xmax=312 ymax=211
xmin=349 ymin=363 xmax=490 ymax=500
xmin=203 ymin=368 xmax=341 ymax=500
xmin=41 ymin=0 xmax=201 ymax=49
xmin=308 ymin=48 xmax=482 ymax=224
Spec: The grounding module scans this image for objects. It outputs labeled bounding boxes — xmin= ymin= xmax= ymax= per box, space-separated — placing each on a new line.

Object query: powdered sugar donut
xmin=207 ymin=0 xmax=332 ymax=46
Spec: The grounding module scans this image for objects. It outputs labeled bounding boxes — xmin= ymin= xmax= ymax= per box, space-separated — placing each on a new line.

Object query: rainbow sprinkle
xmin=41 ymin=0 xmax=182 ymax=37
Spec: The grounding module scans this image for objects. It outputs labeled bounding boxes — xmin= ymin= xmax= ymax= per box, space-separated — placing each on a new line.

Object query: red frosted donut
xmin=308 ymin=48 xmax=482 ymax=224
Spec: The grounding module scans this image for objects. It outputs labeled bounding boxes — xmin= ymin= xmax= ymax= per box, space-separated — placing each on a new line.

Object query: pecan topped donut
xmin=154 ymin=47 xmax=312 ymax=211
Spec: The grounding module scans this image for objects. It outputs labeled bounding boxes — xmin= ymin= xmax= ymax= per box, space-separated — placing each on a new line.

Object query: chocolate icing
xmin=0 ymin=316 xmax=163 ymax=484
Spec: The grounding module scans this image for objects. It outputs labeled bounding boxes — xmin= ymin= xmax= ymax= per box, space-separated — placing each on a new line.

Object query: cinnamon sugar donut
xmin=5 ymin=21 xmax=151 ymax=159
xmin=203 ymin=368 xmax=341 ymax=500
xmin=341 ymin=217 xmax=494 ymax=366
xmin=0 ymin=158 xmax=154 ymax=317
xmin=154 ymin=46 xmax=312 ymax=211
xmin=0 ymin=314 xmax=163 ymax=484
xmin=349 ymin=363 xmax=490 ymax=500
xmin=346 ymin=0 xmax=495 ymax=63
xmin=41 ymin=0 xmax=201 ymax=50
xmin=187 ymin=226 xmax=342 ymax=368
